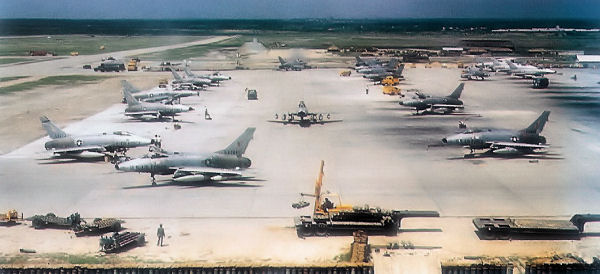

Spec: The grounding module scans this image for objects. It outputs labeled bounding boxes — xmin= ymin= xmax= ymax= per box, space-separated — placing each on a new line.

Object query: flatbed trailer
xmin=295 ymin=209 xmax=439 ymax=237
xmin=28 ymin=213 xmax=81 ymax=229
xmin=100 ymin=232 xmax=145 ymax=253
xmin=73 ymin=218 xmax=122 ymax=236
xmin=473 ymin=214 xmax=600 ymax=240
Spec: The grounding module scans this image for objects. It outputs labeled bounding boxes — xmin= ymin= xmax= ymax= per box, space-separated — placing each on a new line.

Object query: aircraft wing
xmin=267 ymin=119 xmax=342 ymax=124
xmin=140 ymin=95 xmax=174 ymax=103
xmin=50 ymin=146 xmax=107 ymax=154
xmin=431 ymin=104 xmax=465 ymax=109
xmin=125 ymin=111 xmax=160 ymax=117
xmin=488 ymin=142 xmax=549 ymax=150
xmin=172 ymin=167 xmax=243 ymax=182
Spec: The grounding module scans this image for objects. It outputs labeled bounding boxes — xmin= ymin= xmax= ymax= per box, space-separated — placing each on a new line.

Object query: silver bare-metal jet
xmin=460 ymin=67 xmax=490 ymax=80
xmin=121 ymin=80 xmax=198 ymax=104
xmin=123 ymin=89 xmax=194 ymax=121
xmin=184 ymin=68 xmax=231 ymax=83
xmin=269 ymin=101 xmax=342 ymax=127
xmin=170 ymin=68 xmax=213 ymax=88
xmin=399 ymin=83 xmax=465 ymax=114
xmin=442 ymin=111 xmax=550 ymax=157
xmin=505 ymin=61 xmax=556 ymax=78
xmin=115 ymin=128 xmax=256 ymax=185
xmin=40 ymin=116 xmax=152 ymax=160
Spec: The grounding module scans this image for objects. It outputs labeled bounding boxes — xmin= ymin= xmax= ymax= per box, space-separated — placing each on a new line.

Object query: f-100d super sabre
xmin=269 ymin=101 xmax=342 ymax=127
xmin=115 ymin=127 xmax=256 ymax=185
xmin=399 ymin=83 xmax=465 ymax=114
xmin=442 ymin=111 xmax=551 ymax=157
xmin=121 ymin=80 xmax=198 ymax=104
xmin=123 ymin=89 xmax=194 ymax=121
xmin=40 ymin=116 xmax=152 ymax=160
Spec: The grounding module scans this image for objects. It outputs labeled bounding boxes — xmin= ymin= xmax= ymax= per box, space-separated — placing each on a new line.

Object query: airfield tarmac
xmin=1 ymin=47 xmax=600 ymax=271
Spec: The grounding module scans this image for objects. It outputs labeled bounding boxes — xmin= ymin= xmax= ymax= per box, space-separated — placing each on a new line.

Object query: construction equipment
xmin=339 ymin=70 xmax=351 ymax=77
xmin=473 ymin=214 xmax=600 ymax=240
xmin=99 ymin=232 xmax=145 ymax=253
xmin=382 ymin=86 xmax=401 ymax=96
xmin=73 ymin=218 xmax=123 ymax=236
xmin=0 ymin=209 xmax=23 ymax=225
xmin=381 ymin=76 xmax=400 ymax=86
xmin=28 ymin=213 xmax=81 ymax=229
xmin=294 ymin=161 xmax=439 ymax=237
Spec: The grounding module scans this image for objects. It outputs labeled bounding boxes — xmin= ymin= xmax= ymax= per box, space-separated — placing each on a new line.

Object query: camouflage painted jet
xmin=442 ymin=111 xmax=550 ymax=156
xmin=40 ymin=116 xmax=152 ymax=160
xmin=399 ymin=83 xmax=465 ymax=114
xmin=363 ymin=64 xmax=405 ymax=82
xmin=269 ymin=101 xmax=342 ymax=127
xmin=357 ymin=59 xmax=399 ymax=74
xmin=278 ymin=56 xmax=311 ymax=71
xmin=115 ymin=128 xmax=255 ymax=185
xmin=121 ymin=80 xmax=198 ymax=104
xmin=123 ymin=89 xmax=194 ymax=121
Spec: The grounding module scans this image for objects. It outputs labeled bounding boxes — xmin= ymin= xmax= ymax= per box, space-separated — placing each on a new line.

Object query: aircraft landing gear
xmin=151 ymin=174 xmax=156 ymax=186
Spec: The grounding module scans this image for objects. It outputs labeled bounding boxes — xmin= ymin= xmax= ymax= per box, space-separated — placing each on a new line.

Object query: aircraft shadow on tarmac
xmin=398 ymin=228 xmax=443 ymax=233
xmin=37 ymin=158 xmax=108 ymax=164
xmin=122 ymin=178 xmax=265 ymax=189
xmin=446 ymin=151 xmax=564 ymax=161
xmin=118 ymin=118 xmax=195 ymax=124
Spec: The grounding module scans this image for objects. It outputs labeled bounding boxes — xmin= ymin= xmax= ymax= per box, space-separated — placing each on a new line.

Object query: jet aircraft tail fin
xmin=121 ymin=80 xmax=140 ymax=94
xmin=505 ymin=60 xmax=519 ymax=70
xmin=278 ymin=56 xmax=286 ymax=65
xmin=524 ymin=111 xmax=551 ymax=134
xmin=448 ymin=83 xmax=465 ymax=99
xmin=355 ymin=56 xmax=363 ymax=64
xmin=40 ymin=116 xmax=68 ymax=139
xmin=216 ymin=127 xmax=256 ymax=157
xmin=170 ymin=68 xmax=183 ymax=81
xmin=395 ymin=64 xmax=405 ymax=76
xmin=123 ymin=89 xmax=141 ymax=106
xmin=387 ymin=58 xmax=398 ymax=69
xmin=184 ymin=67 xmax=195 ymax=78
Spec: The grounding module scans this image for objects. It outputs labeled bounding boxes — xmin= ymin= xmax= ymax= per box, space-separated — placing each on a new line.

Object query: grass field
xmin=0 ymin=75 xmax=109 ymax=94
xmin=0 ymin=76 xmax=29 ymax=82
xmin=0 ymin=35 xmax=204 ymax=56
xmin=0 ymin=57 xmax=30 ymax=64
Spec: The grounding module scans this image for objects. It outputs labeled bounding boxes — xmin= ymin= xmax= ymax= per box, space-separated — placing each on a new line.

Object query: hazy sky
xmin=1 ymin=0 xmax=599 ymax=19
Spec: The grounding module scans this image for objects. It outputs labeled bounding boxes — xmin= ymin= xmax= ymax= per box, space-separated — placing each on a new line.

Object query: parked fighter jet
xmin=442 ymin=111 xmax=550 ymax=157
xmin=357 ymin=59 xmax=399 ymax=74
xmin=506 ymin=61 xmax=556 ymax=78
xmin=123 ymin=89 xmax=194 ymax=121
xmin=354 ymin=56 xmax=384 ymax=69
xmin=399 ymin=83 xmax=465 ymax=114
xmin=170 ymin=68 xmax=212 ymax=88
xmin=184 ymin=68 xmax=231 ymax=83
xmin=363 ymin=64 xmax=405 ymax=82
xmin=269 ymin=101 xmax=342 ymax=127
xmin=40 ymin=116 xmax=152 ymax=160
xmin=461 ymin=67 xmax=490 ymax=80
xmin=115 ymin=128 xmax=255 ymax=185
xmin=121 ymin=80 xmax=198 ymax=104
xmin=278 ymin=56 xmax=311 ymax=71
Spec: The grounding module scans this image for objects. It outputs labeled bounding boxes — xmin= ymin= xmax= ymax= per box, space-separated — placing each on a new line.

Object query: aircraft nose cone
xmin=228 ymin=76 xmax=231 ymax=80
xmin=399 ymin=101 xmax=404 ymax=105
xmin=188 ymin=106 xmax=194 ymax=111
xmin=442 ymin=138 xmax=448 ymax=144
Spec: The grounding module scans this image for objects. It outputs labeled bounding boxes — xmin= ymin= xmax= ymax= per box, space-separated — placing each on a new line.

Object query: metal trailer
xmin=28 ymin=213 xmax=81 ymax=229
xmin=295 ymin=209 xmax=439 ymax=237
xmin=100 ymin=232 xmax=145 ymax=253
xmin=473 ymin=214 xmax=600 ymax=240
xmin=73 ymin=218 xmax=122 ymax=236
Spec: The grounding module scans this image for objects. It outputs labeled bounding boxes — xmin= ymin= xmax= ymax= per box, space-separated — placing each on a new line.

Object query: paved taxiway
xmin=1 ymin=67 xmax=599 ymax=268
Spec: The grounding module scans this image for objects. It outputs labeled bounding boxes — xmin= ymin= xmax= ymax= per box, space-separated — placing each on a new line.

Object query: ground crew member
xmin=153 ymin=135 xmax=162 ymax=148
xmin=365 ymin=86 xmax=369 ymax=94
xmin=157 ymin=224 xmax=165 ymax=246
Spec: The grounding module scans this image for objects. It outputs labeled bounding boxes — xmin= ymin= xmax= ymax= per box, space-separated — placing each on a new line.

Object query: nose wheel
xmin=151 ymin=174 xmax=156 ymax=186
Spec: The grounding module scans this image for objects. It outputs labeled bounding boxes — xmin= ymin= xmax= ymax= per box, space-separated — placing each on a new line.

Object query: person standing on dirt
xmin=157 ymin=224 xmax=165 ymax=246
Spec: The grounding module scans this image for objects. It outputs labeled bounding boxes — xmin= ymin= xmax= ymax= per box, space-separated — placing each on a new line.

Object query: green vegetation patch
xmin=135 ymin=36 xmax=245 ymax=60
xmin=0 ymin=76 xmax=29 ymax=82
xmin=0 ymin=75 xmax=109 ymax=94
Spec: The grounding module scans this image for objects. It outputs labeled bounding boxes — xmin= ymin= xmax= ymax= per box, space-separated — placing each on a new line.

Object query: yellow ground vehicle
xmin=383 ymin=85 xmax=401 ymax=96
xmin=339 ymin=70 xmax=351 ymax=77
xmin=127 ymin=58 xmax=139 ymax=71
xmin=158 ymin=78 xmax=168 ymax=88
xmin=0 ymin=209 xmax=23 ymax=224
xmin=381 ymin=76 xmax=399 ymax=86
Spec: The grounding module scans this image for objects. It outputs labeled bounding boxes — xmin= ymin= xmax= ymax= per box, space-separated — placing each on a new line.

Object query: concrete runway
xmin=1 ymin=66 xmax=599 ymax=268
